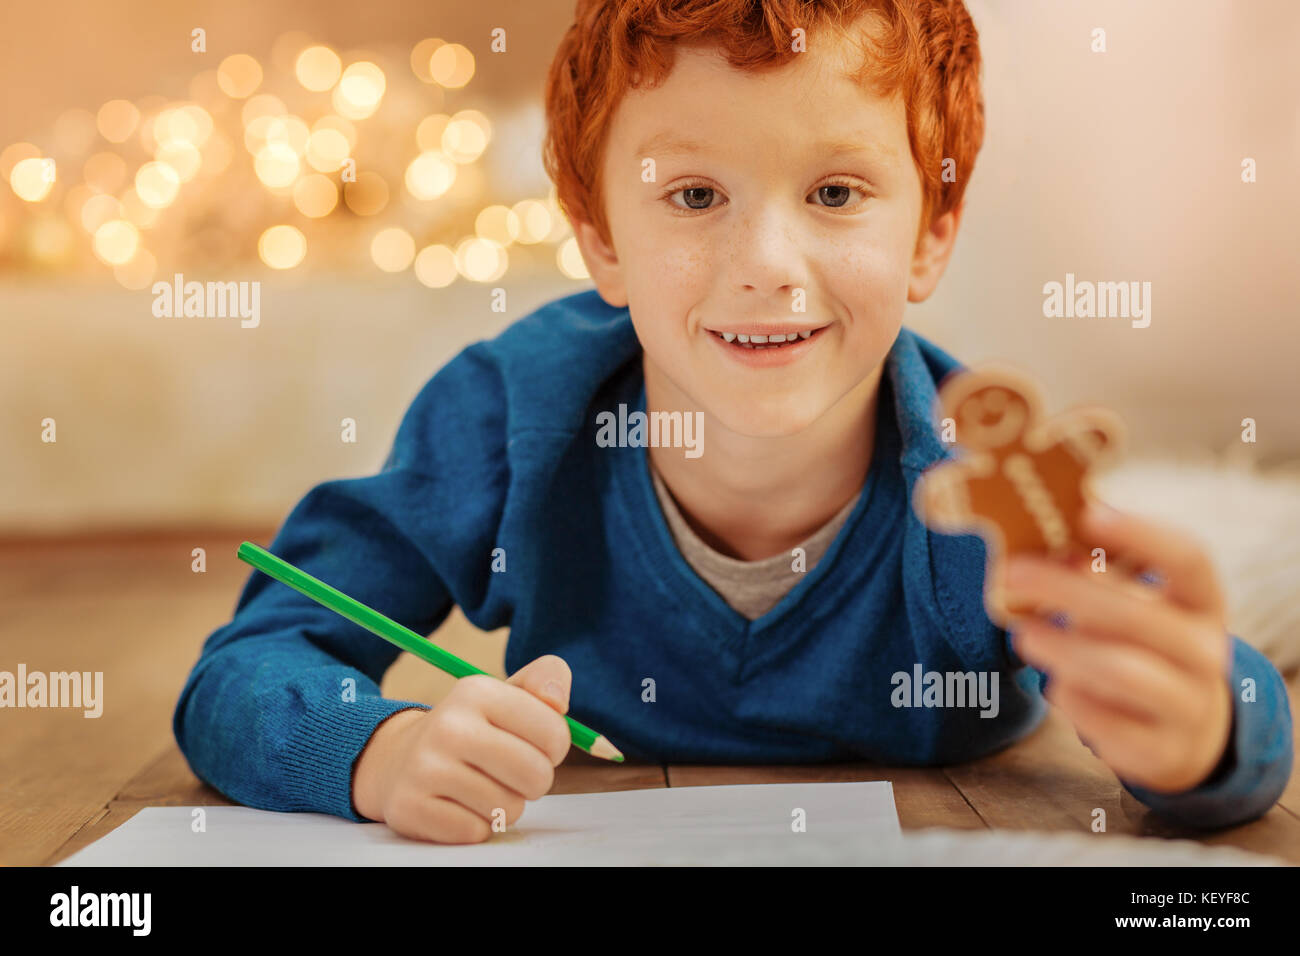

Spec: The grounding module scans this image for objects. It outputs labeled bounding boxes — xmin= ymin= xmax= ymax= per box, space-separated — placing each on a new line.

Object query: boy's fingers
xmin=505 ymin=654 xmax=572 ymax=714
xmin=1003 ymin=556 xmax=1222 ymax=674
xmin=1011 ymin=620 xmax=1190 ymax=724
xmin=1045 ymin=680 xmax=1168 ymax=781
xmin=438 ymin=706 xmax=559 ymax=797
xmin=1081 ymin=502 xmax=1226 ymax=619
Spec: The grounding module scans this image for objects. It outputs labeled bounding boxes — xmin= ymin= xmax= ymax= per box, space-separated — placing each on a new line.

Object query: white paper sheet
xmin=58 ymin=781 xmax=902 ymax=866
xmin=58 ymin=781 xmax=1283 ymax=866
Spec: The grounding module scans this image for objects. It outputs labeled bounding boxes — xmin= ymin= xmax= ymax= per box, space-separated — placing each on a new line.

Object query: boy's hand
xmin=1001 ymin=503 xmax=1234 ymax=795
xmin=351 ymin=655 xmax=573 ymax=843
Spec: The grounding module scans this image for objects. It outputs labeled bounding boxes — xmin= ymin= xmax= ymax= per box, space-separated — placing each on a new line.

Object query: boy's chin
xmin=708 ymin=398 xmax=830 ymax=439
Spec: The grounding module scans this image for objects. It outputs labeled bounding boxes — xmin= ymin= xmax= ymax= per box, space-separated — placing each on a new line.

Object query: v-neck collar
xmin=613 ymin=358 xmax=904 ymax=639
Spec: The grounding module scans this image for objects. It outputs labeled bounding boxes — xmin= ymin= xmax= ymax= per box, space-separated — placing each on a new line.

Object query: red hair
xmin=543 ymin=0 xmax=985 ymax=249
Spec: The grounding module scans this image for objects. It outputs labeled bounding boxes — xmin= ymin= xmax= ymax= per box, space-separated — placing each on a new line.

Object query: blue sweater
xmin=173 ymin=288 xmax=1293 ymax=830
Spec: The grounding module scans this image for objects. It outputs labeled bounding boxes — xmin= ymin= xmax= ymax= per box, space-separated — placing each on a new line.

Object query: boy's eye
xmin=813 ymin=184 xmax=854 ymax=207
xmin=667 ymin=185 xmax=718 ymax=210
xmin=662 ymin=179 xmax=868 ymax=213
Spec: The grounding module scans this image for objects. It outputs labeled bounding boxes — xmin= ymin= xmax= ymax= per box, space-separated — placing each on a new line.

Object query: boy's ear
xmin=908 ymin=201 xmax=965 ymax=303
xmin=573 ymin=219 xmax=629 ymax=308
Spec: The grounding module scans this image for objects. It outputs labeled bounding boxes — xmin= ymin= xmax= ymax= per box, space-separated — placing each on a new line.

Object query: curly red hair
xmin=543 ymin=0 xmax=984 ymax=249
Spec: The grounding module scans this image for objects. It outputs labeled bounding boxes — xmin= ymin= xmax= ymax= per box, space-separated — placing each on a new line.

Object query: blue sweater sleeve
xmin=173 ymin=347 xmax=509 ymax=822
xmin=1117 ymin=636 xmax=1293 ymax=829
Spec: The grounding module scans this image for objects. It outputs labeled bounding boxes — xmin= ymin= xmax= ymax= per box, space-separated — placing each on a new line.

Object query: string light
xmin=2 ymin=34 xmax=582 ymax=284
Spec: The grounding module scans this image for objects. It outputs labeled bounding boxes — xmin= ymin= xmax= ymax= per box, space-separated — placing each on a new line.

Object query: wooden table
xmin=4 ymin=533 xmax=1298 ymax=866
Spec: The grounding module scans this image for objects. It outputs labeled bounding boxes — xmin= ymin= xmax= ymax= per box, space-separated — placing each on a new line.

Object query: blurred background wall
xmin=2 ymin=0 xmax=1297 ymax=536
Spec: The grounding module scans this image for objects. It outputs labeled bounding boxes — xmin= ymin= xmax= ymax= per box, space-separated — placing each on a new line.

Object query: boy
xmin=174 ymin=0 xmax=1292 ymax=844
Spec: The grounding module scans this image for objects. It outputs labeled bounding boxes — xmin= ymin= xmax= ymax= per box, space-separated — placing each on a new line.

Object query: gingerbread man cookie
xmin=912 ymin=367 xmax=1125 ymax=625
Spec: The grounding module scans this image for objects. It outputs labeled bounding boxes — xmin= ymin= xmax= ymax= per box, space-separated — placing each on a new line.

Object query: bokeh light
xmin=293 ymin=174 xmax=338 ymax=217
xmin=258 ymin=225 xmax=306 ymax=269
xmin=429 ymin=43 xmax=475 ymax=88
xmin=333 ymin=62 xmax=386 ymax=120
xmin=512 ymin=199 xmax=552 ymax=244
xmin=135 ymin=161 xmax=181 ymax=208
xmin=92 ymin=219 xmax=139 ymax=265
xmin=475 ymin=205 xmax=520 ymax=245
xmin=343 ymin=171 xmax=389 ymax=215
xmin=311 ymin=115 xmax=356 ymax=150
xmin=156 ymin=142 xmax=202 ymax=182
xmin=442 ymin=111 xmax=490 ymax=164
xmin=217 ymin=54 xmax=263 ymax=99
xmin=370 ymin=227 xmax=416 ymax=272
xmin=404 ymin=151 xmax=456 ymax=200
xmin=179 ymin=105 xmax=214 ymax=146
xmin=455 ymin=237 xmax=507 ymax=282
xmin=295 ymin=46 xmax=342 ymax=91
xmin=152 ymin=107 xmax=201 ymax=149
xmin=416 ymin=114 xmax=450 ymax=152
xmin=11 ymin=157 xmax=55 ymax=202
xmin=254 ymin=142 xmax=300 ymax=188
xmin=305 ymin=128 xmax=350 ymax=172
xmin=413 ymin=244 xmax=457 ymax=288
xmin=264 ymin=116 xmax=310 ymax=156
xmin=96 ymin=100 xmax=140 ymax=143
xmin=558 ymin=237 xmax=589 ymax=279
xmin=410 ymin=39 xmax=444 ymax=83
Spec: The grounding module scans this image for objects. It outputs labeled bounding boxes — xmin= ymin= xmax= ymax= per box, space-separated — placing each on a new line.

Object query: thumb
xmin=505 ymin=654 xmax=571 ymax=715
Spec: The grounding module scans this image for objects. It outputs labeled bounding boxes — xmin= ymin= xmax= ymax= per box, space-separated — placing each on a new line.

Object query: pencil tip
xmin=590 ymin=735 xmax=624 ymax=762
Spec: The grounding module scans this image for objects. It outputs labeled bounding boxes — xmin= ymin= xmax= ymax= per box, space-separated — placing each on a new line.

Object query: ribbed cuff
xmin=279 ymin=694 xmax=432 ymax=822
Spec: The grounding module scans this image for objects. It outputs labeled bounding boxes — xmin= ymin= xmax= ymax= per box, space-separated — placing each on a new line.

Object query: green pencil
xmin=236 ymin=541 xmax=624 ymax=762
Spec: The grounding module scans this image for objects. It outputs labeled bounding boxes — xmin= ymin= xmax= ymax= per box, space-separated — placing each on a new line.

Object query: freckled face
xmin=599 ymin=41 xmax=925 ymax=437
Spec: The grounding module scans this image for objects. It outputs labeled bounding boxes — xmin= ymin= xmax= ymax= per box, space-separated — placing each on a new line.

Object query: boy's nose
xmin=731 ymin=207 xmax=807 ymax=298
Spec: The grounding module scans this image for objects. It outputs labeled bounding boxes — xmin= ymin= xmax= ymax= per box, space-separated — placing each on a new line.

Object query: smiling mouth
xmin=705 ymin=325 xmax=829 ymax=349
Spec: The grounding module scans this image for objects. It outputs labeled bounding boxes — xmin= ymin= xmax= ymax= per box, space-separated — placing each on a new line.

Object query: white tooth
xmin=721 ymin=332 xmax=736 ymax=342
xmin=768 ymin=333 xmax=787 ymax=343
xmin=798 ymin=330 xmax=812 ymax=339
xmin=736 ymin=334 xmax=750 ymax=343
xmin=749 ymin=334 xmax=767 ymax=343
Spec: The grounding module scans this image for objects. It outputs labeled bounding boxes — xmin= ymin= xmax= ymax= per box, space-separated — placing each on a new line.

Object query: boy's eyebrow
xmin=634 ymin=130 xmax=898 ymax=162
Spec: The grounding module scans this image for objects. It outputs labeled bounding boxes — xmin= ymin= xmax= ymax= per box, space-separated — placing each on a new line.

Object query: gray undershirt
xmin=649 ymin=463 xmax=861 ymax=620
